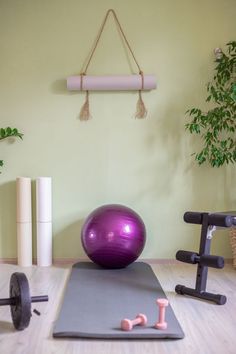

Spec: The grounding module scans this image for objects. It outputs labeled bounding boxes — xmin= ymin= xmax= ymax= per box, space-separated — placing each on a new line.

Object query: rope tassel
xmin=79 ymin=91 xmax=91 ymax=121
xmin=135 ymin=91 xmax=147 ymax=119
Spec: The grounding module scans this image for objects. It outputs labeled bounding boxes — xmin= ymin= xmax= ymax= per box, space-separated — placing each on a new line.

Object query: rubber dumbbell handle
xmin=158 ymin=306 xmax=166 ymax=323
xmin=0 ymin=295 xmax=48 ymax=306
xmin=131 ymin=317 xmax=142 ymax=326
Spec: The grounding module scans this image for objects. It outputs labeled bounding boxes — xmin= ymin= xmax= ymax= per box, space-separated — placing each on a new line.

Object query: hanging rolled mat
xmin=67 ymin=9 xmax=157 ymax=120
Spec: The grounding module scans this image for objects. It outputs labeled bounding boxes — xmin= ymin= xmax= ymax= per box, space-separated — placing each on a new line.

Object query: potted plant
xmin=0 ymin=127 xmax=23 ymax=172
xmin=185 ymin=41 xmax=236 ymax=167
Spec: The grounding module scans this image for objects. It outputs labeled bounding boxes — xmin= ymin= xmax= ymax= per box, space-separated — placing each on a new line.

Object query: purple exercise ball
xmin=81 ymin=204 xmax=146 ymax=269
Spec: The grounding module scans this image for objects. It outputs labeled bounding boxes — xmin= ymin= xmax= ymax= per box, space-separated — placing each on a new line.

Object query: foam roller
xmin=176 ymin=250 xmax=198 ymax=264
xmin=183 ymin=212 xmax=203 ymax=225
xmin=207 ymin=214 xmax=233 ymax=227
xmin=200 ymin=255 xmax=224 ymax=268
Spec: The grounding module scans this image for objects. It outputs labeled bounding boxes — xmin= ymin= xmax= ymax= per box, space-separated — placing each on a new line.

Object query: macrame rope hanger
xmin=79 ymin=9 xmax=148 ymax=120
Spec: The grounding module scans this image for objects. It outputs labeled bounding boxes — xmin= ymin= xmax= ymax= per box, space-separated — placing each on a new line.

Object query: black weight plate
xmin=10 ymin=272 xmax=31 ymax=330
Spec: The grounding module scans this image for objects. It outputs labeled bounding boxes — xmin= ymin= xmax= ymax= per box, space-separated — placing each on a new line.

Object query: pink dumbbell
xmin=155 ymin=298 xmax=169 ymax=330
xmin=121 ymin=313 xmax=147 ymax=331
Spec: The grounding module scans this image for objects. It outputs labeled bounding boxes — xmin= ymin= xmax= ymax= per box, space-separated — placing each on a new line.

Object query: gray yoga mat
xmin=53 ymin=262 xmax=184 ymax=339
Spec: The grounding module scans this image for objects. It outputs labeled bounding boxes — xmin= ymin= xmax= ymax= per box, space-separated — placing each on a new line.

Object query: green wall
xmin=0 ymin=0 xmax=235 ymax=260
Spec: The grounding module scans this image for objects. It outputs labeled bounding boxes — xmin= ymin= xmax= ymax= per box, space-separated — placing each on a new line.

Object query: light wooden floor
xmin=0 ymin=262 xmax=236 ymax=354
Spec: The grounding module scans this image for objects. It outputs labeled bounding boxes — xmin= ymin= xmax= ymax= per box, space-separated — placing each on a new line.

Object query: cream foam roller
xmin=67 ymin=74 xmax=157 ymax=91
xmin=36 ymin=222 xmax=52 ymax=267
xmin=36 ymin=177 xmax=52 ymax=266
xmin=17 ymin=222 xmax=32 ymax=267
xmin=16 ymin=177 xmax=32 ymax=223
xmin=36 ymin=177 xmax=52 ymax=222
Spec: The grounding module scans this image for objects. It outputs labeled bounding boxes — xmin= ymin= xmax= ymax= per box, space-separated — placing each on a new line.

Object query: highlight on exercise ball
xmin=81 ymin=204 xmax=146 ymax=269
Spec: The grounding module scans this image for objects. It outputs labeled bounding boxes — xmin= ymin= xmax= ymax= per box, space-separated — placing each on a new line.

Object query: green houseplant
xmin=0 ymin=127 xmax=23 ymax=172
xmin=186 ymin=41 xmax=236 ymax=167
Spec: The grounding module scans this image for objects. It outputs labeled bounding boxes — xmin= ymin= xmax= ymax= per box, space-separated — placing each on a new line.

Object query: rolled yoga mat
xmin=53 ymin=262 xmax=184 ymax=339
xmin=67 ymin=75 xmax=156 ymax=91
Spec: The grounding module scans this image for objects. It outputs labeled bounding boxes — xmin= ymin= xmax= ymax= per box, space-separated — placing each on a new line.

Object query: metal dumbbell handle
xmin=0 ymin=295 xmax=48 ymax=306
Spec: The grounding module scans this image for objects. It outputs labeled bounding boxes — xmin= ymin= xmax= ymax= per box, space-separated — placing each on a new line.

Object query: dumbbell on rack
xmin=0 ymin=272 xmax=49 ymax=330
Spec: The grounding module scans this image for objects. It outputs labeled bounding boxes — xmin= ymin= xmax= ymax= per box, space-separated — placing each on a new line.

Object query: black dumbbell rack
xmin=175 ymin=211 xmax=236 ymax=305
